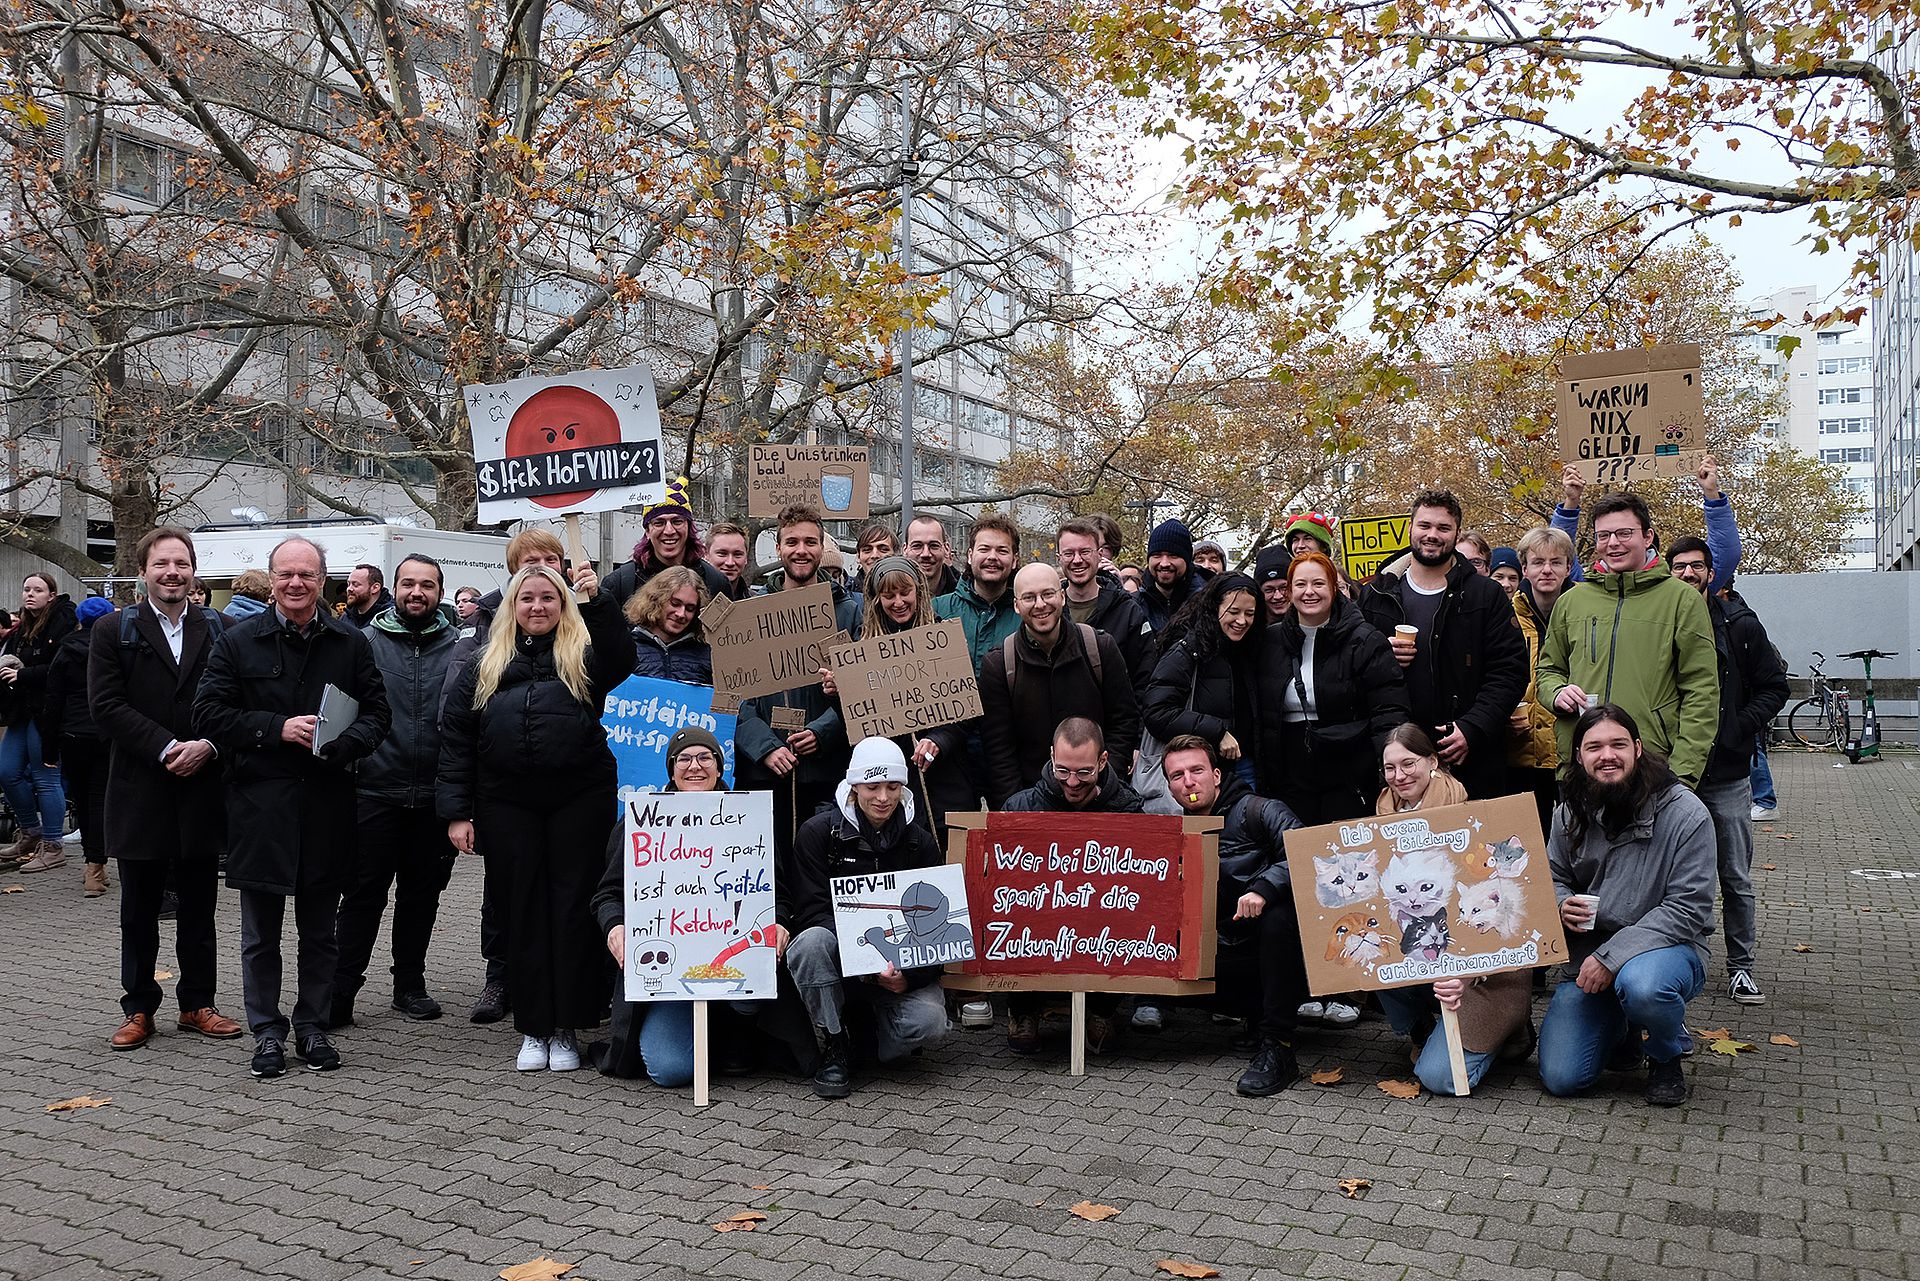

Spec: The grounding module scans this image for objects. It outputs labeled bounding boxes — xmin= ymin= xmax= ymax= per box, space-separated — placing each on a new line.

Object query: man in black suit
xmin=88 ymin=527 xmax=244 ymax=1051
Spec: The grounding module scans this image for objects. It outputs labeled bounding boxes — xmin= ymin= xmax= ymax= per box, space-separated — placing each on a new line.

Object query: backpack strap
xmin=1077 ymin=623 xmax=1103 ymax=684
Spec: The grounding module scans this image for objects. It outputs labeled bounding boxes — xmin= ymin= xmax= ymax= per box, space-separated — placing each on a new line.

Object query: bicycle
xmin=1840 ymin=647 xmax=1897 ymax=763
xmin=1786 ymin=651 xmax=1850 ymax=751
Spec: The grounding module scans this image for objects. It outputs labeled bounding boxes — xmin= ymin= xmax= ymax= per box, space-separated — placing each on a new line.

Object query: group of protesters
xmin=3 ymin=456 xmax=1783 ymax=1110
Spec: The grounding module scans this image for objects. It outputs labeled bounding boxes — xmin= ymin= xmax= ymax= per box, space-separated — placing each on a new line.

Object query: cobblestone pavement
xmin=1 ymin=753 xmax=1914 ymax=1281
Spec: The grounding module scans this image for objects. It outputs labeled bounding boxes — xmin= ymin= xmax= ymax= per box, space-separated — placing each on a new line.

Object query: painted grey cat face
xmin=1314 ymin=850 xmax=1379 ymax=907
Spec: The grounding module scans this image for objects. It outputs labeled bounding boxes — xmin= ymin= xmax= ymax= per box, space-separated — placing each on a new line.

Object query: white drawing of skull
xmin=634 ymin=938 xmax=676 ymax=994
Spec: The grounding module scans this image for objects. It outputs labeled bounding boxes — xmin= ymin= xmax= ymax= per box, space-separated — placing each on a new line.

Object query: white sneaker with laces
xmin=516 ymin=1035 xmax=550 ymax=1071
xmin=1749 ymin=805 xmax=1778 ymax=821
xmin=1132 ymin=1002 xmax=1164 ymax=1032
xmin=547 ymin=1029 xmax=581 ymax=1071
xmin=958 ymin=999 xmax=994 ymax=1029
xmin=1322 ymin=1001 xmax=1361 ymax=1026
xmin=1296 ymin=1001 xmax=1325 ymax=1021
xmin=1728 ymin=970 xmax=1768 ymax=1006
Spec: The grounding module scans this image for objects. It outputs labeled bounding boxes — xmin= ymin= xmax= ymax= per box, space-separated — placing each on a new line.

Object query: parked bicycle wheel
xmin=1788 ymin=697 xmax=1846 ymax=750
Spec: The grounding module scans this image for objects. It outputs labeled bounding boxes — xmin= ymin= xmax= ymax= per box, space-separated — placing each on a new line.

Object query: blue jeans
xmin=1749 ymin=734 xmax=1776 ymax=810
xmin=1376 ymin=986 xmax=1496 ymax=1095
xmin=1538 ymin=945 xmax=1704 ymax=1096
xmin=0 ymin=722 xmax=65 ymax=835
xmin=637 ymin=1001 xmax=695 ymax=1088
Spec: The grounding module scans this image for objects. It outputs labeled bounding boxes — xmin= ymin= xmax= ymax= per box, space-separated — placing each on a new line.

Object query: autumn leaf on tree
xmin=46 ymin=1095 xmax=112 ymax=1112
xmin=1154 ymin=1260 xmax=1221 ymax=1278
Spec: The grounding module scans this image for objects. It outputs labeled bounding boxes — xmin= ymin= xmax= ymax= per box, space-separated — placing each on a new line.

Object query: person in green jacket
xmin=1534 ymin=492 xmax=1720 ymax=788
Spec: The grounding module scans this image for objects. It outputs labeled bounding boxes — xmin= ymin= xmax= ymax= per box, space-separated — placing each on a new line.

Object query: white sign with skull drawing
xmin=622 ymin=791 xmax=778 ymax=1002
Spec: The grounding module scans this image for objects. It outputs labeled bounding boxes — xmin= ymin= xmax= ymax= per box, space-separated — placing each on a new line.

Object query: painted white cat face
xmin=1383 ymin=849 xmax=1455 ymax=920
xmin=1314 ymin=850 xmax=1379 ymax=908
xmin=1457 ymin=878 xmax=1525 ymax=937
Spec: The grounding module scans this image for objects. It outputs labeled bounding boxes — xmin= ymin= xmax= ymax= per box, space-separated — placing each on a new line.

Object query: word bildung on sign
xmin=1556 ymin=343 xmax=1705 ymax=486
xmin=827 ymin=619 xmax=981 ymax=743
xmin=464 ymin=365 xmax=666 ymax=523
xmin=622 ymin=790 xmax=778 ymax=1003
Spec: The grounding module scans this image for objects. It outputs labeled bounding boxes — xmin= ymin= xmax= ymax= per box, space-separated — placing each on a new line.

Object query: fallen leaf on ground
xmin=1154 ymin=1261 xmax=1220 ymax=1278
xmin=1377 ymin=1079 xmax=1421 ymax=1099
xmin=1069 ymin=1201 xmax=1121 ymax=1222
xmin=46 ymin=1095 xmax=111 ymax=1112
xmin=1309 ymin=1067 xmax=1345 ymax=1086
xmin=1 ymin=885 xmax=22 ymax=893
xmin=1337 ymin=1177 xmax=1372 ymax=1199
xmin=1775 ymin=833 xmax=1797 ymax=840
xmin=153 ymin=970 xmax=172 ymax=981
xmin=748 ymin=1184 xmax=771 ymax=1191
xmin=712 ymin=1211 xmax=768 ymax=1233
xmin=499 ymin=1259 xmax=573 ymax=1281
xmin=1770 ymin=1034 xmax=1800 ymax=1047
xmin=1759 ymin=864 xmax=1777 ymax=871
xmin=1792 ymin=944 xmax=1816 ymax=953
xmin=712 ymin=1221 xmax=755 ymax=1233
xmin=1710 ymin=1039 xmax=1757 ymax=1056
xmin=1694 ymin=1026 xmax=1733 ymax=1041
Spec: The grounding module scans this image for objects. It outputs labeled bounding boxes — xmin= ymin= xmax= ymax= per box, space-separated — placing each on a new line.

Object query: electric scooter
xmin=1841 ymin=648 xmax=1896 ymax=763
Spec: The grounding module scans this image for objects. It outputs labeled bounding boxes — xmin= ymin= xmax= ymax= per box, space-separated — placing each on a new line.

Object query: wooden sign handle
xmin=1440 ymin=1005 xmax=1470 ymax=1097
xmin=563 ymin=513 xmax=592 ymax=603
xmin=693 ymin=999 xmax=711 ymax=1107
xmin=1069 ymin=992 xmax=1087 ymax=1078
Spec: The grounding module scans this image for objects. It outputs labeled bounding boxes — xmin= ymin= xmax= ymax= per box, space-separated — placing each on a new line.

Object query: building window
xmin=1816 ymin=331 xmax=1842 ymax=346
xmin=1820 ymin=447 xmax=1874 ymax=464
xmin=108 ymin=135 xmax=163 ymax=202
xmin=1818 ymin=416 xmax=1872 ymax=435
xmin=1818 ymin=386 xmax=1868 ymax=405
xmin=1819 ymin=356 xmax=1872 ymax=375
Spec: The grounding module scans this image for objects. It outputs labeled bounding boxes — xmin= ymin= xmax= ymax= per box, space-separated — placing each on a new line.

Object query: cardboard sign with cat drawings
xmin=1282 ymin=793 xmax=1568 ymax=995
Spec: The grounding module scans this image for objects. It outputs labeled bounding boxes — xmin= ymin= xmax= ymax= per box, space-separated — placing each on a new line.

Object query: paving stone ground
xmin=1 ymin=752 xmax=1915 ymax=1281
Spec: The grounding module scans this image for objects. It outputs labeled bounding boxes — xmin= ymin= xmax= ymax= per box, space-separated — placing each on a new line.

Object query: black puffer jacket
xmin=1704 ymin=592 xmax=1789 ymax=783
xmin=436 ymin=594 xmax=637 ymax=818
xmin=360 ymin=605 xmax=460 ymax=808
xmin=1209 ymin=777 xmax=1301 ymax=938
xmin=38 ymin=625 xmax=100 ymax=748
xmin=630 ymin=627 xmax=712 ymax=685
xmin=1002 ymin=762 xmax=1148 ymax=814
xmin=1257 ymin=594 xmax=1409 ymax=796
xmin=1142 ymin=632 xmax=1259 ymax=755
xmin=1077 ymin=584 xmax=1156 ymax=700
xmin=1 ymin=594 xmax=76 ymax=726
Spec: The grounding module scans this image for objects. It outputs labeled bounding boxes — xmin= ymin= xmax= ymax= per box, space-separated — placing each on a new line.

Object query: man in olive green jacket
xmin=1535 ymin=493 xmax=1719 ymax=787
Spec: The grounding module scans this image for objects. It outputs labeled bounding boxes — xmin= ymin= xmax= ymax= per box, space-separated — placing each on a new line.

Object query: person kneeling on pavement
xmin=1162 ymin=736 xmax=1310 ymax=1096
xmin=783 ymin=738 xmax=950 ymax=1098
xmin=1539 ymin=705 xmax=1715 ymax=1107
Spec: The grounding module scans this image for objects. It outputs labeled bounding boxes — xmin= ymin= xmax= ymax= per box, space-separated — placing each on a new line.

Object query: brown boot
xmin=0 ymin=827 xmax=42 ymax=868
xmin=83 ymin=862 xmax=109 ymax=896
xmin=18 ymin=839 xmax=67 ymax=873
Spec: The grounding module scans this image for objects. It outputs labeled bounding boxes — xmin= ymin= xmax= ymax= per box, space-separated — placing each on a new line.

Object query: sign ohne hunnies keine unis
xmin=464 ymin=365 xmax=665 ymax=523
xmin=703 ymin=584 xmax=843 ymax=704
xmin=827 ymin=619 xmax=981 ymax=744
xmin=623 ymin=791 xmax=778 ymax=1003
xmin=1556 ymin=343 xmax=1706 ymax=485
xmin=747 ymin=444 xmax=871 ymax=519
xmin=942 ymin=811 xmax=1219 ymax=996
xmin=831 ymin=864 xmax=976 ymax=978
xmin=1282 ymin=792 xmax=1567 ymax=996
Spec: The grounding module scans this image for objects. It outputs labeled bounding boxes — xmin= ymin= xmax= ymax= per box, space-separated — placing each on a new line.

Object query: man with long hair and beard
xmin=1538 ymin=705 xmax=1716 ymax=1107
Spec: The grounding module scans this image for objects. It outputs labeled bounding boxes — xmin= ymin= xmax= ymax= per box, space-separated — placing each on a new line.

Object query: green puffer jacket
xmin=1534 ymin=564 xmax=1720 ymax=787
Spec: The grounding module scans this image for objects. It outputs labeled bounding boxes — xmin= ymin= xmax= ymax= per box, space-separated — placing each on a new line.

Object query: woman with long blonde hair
xmin=438 ymin=561 xmax=635 ymax=1073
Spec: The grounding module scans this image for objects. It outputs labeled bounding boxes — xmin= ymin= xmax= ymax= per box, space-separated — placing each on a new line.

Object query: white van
xmin=190 ymin=520 xmax=514 ymax=597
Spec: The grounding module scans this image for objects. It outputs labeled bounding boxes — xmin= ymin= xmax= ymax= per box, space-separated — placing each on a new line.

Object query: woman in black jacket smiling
xmin=440 ymin=562 xmax=636 ymax=1074
xmin=1257 ymin=552 xmax=1409 ymax=825
xmin=1143 ymin=571 xmax=1263 ymax=788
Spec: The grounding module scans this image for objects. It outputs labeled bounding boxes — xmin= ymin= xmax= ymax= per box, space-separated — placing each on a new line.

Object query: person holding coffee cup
xmin=1538 ymin=705 xmax=1716 ymax=1108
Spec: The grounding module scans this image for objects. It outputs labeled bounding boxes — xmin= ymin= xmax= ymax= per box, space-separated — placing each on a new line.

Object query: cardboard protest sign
xmin=827 ymin=619 xmax=981 ymax=744
xmin=622 ymin=791 xmax=777 ymax=1002
xmin=1557 ymin=343 xmax=1706 ymax=485
xmin=703 ymin=584 xmax=842 ymax=704
xmin=747 ymin=444 xmax=871 ymax=519
xmin=943 ymin=812 xmax=1218 ymax=995
xmin=464 ymin=365 xmax=665 ymax=523
xmin=1283 ymin=792 xmax=1567 ymax=996
xmin=831 ymin=864 xmax=976 ymax=977
xmin=1339 ymin=514 xmax=1410 ymax=583
xmin=602 ymin=675 xmax=735 ymax=796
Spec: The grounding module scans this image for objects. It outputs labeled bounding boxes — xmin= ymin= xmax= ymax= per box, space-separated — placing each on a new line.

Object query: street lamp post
xmin=898 ymin=77 xmax=918 ymax=529
xmin=1125 ymin=497 xmax=1177 ymax=548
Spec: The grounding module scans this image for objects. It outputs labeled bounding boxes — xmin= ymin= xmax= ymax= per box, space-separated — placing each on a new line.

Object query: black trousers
xmin=480 ymin=850 xmax=508 ymax=986
xmin=59 ymin=735 xmax=110 ymax=866
xmin=239 ymin=887 xmax=340 ymax=1042
xmin=118 ymin=856 xmax=220 ymax=1018
xmin=476 ymin=790 xmax=615 ymax=1038
xmin=1512 ymin=765 xmax=1558 ymax=842
xmin=1215 ymin=894 xmax=1311 ymax=1044
xmin=334 ymin=798 xmax=457 ymax=997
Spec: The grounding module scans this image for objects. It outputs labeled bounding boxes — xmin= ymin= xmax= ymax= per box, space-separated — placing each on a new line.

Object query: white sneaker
xmin=547 ymin=1029 xmax=581 ymax=1071
xmin=516 ymin=1035 xmax=550 ymax=1071
xmin=1322 ymin=1001 xmax=1361 ymax=1026
xmin=1749 ymin=805 xmax=1778 ymax=821
xmin=958 ymin=999 xmax=994 ymax=1029
xmin=1297 ymin=1001 xmax=1325 ymax=1021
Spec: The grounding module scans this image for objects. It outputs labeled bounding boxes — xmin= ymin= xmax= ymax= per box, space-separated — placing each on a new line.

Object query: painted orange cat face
xmin=1326 ymin=912 xmax=1393 ymax=966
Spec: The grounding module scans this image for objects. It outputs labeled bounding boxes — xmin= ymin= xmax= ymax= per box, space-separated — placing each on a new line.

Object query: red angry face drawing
xmin=504 ymin=384 xmax=621 ymax=509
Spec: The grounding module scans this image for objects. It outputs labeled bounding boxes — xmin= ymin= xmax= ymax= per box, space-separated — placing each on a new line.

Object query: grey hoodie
xmin=1549 ymin=782 xmax=1716 ymax=973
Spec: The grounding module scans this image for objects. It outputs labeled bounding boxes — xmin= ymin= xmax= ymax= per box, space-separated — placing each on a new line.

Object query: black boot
xmin=1235 ymin=1038 xmax=1299 ymax=1097
xmin=812 ymin=1030 xmax=852 ymax=1099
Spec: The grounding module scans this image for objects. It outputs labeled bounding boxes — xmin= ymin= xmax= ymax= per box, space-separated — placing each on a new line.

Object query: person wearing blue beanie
xmin=1141 ymin=518 xmax=1209 ymax=633
xmin=1488 ymin=547 xmax=1522 ymax=595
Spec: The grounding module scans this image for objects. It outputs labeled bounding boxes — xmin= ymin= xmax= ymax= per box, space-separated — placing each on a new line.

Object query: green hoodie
xmin=1534 ymin=562 xmax=1720 ymax=786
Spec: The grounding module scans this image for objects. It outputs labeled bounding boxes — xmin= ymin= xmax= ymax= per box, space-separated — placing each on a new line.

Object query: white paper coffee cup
xmin=1394 ymin=624 xmax=1418 ymax=640
xmin=1567 ymin=892 xmax=1599 ymax=931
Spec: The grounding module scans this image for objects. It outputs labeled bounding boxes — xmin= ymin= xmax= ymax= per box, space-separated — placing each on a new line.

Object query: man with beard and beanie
xmin=195 ymin=536 xmax=391 ymax=1078
xmin=1001 ymin=717 xmax=1147 ymax=1055
xmin=88 ymin=527 xmax=244 ymax=1050
xmin=736 ymin=503 xmax=863 ymax=859
xmin=602 ymin=475 xmax=733 ymax=610
xmin=1253 ymin=546 xmax=1291 ymax=621
xmin=331 ymin=554 xmax=462 ymax=1029
xmin=1140 ymin=518 xmax=1211 ymax=633
xmin=1359 ymin=489 xmax=1529 ymax=802
xmin=1666 ymin=538 xmax=1788 ymax=1008
xmin=780 ymin=737 xmax=950 ymax=1098
xmin=1057 ymin=517 xmax=1154 ymax=702
xmin=1539 ymin=705 xmax=1715 ymax=1107
xmin=1161 ymin=735 xmax=1309 ymax=1096
xmin=341 ymin=564 xmax=392 ymax=630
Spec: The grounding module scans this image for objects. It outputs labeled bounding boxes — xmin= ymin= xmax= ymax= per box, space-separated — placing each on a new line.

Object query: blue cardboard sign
xmin=602 ymin=675 xmax=736 ymax=795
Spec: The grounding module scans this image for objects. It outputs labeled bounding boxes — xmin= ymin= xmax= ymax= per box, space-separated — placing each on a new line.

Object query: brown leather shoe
xmin=111 ymin=1012 xmax=155 ymax=1050
xmin=177 ymin=1007 xmax=243 ymax=1039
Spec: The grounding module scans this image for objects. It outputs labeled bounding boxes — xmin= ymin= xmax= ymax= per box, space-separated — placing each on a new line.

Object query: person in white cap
xmin=779 ymin=737 xmax=951 ymax=1098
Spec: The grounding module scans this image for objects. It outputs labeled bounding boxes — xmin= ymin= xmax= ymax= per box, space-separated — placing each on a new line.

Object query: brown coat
xmin=1507 ymin=587 xmax=1558 ymax=770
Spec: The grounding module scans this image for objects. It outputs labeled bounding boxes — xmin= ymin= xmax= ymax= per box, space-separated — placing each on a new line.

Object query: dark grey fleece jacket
xmin=1549 ymin=782 xmax=1716 ymax=972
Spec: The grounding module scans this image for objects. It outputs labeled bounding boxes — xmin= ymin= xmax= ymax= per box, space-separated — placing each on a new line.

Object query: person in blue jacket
xmin=1552 ymin=457 xmax=1740 ymax=592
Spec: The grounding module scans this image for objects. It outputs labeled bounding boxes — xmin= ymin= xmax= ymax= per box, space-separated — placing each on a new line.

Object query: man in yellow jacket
xmin=1535 ymin=494 xmax=1720 ymax=788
